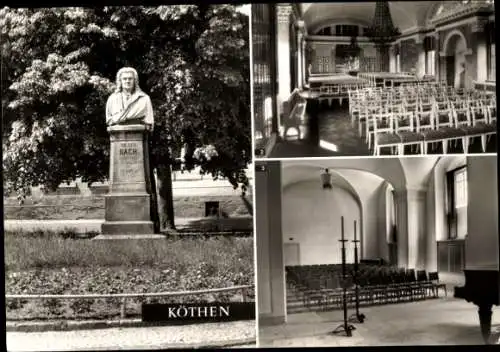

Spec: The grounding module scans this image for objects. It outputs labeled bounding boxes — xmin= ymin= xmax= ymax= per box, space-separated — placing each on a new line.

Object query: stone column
xmin=256 ymin=161 xmax=286 ymax=326
xmin=297 ymin=30 xmax=303 ymax=89
xmin=394 ymin=187 xmax=427 ymax=269
xmin=472 ymin=19 xmax=488 ymax=83
xmin=476 ymin=33 xmax=488 ymax=82
xmin=276 ymin=3 xmax=292 ymax=126
xmin=375 ymin=44 xmax=390 ymax=72
xmin=101 ymin=124 xmax=155 ymax=235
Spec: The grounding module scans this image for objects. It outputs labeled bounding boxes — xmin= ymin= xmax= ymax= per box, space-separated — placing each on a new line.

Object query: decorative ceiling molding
xmin=430 ymin=0 xmax=494 ymax=27
xmin=276 ymin=3 xmax=293 ymax=25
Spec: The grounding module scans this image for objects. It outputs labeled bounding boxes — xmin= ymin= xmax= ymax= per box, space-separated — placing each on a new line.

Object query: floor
xmin=260 ymin=272 xmax=500 ymax=347
xmin=7 ymin=321 xmax=256 ymax=351
xmin=267 ymin=100 xmax=497 ymax=158
xmin=259 ymin=297 xmax=500 ymax=347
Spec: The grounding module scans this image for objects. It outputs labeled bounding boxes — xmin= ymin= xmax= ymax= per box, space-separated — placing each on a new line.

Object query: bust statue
xmin=106 ymin=67 xmax=154 ymax=130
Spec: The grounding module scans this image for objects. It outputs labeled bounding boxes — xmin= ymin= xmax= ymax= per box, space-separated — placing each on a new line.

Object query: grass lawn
xmin=5 ymin=230 xmax=254 ymax=320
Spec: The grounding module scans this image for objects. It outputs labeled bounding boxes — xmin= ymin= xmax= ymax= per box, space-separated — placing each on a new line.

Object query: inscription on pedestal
xmin=116 ymin=141 xmax=143 ymax=183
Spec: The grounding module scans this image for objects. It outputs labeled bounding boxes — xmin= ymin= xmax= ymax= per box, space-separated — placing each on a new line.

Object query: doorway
xmin=446 ymin=56 xmax=455 ymax=87
xmin=443 ymin=32 xmax=467 ymax=89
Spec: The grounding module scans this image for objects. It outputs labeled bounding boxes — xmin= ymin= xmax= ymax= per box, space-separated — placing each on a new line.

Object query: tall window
xmin=289 ymin=18 xmax=297 ymax=90
xmin=453 ymin=168 xmax=467 ymax=208
xmin=252 ymin=4 xmax=277 ymax=151
xmin=446 ymin=166 xmax=468 ymax=239
xmin=487 ymin=22 xmax=495 ymax=81
xmin=424 ymin=36 xmax=436 ymax=76
xmin=394 ymin=44 xmax=401 ymax=73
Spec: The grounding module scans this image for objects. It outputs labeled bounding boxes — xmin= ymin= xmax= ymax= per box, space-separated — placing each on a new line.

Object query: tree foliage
xmin=2 ymin=5 xmax=250 ymax=200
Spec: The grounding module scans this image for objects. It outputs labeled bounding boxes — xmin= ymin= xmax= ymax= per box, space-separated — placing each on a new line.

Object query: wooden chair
xmin=461 ymin=105 xmax=495 ymax=152
xmin=452 ymin=102 xmax=472 ymax=153
xmin=283 ymin=92 xmax=307 ymax=140
xmin=421 ymin=105 xmax=465 ymax=154
xmin=373 ymin=113 xmax=400 ymax=156
xmin=394 ymin=111 xmax=424 ymax=155
xmin=428 ymin=272 xmax=447 ymax=297
xmin=416 ymin=270 xmax=435 ymax=298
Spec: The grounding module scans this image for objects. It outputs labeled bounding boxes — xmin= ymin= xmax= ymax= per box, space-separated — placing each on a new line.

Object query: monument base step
xmin=93 ymin=233 xmax=166 ymax=240
xmin=101 ymin=221 xmax=154 ymax=235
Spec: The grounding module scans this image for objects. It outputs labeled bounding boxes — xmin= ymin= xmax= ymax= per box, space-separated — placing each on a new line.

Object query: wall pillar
xmin=276 ymin=4 xmax=292 ymax=122
xmin=472 ymin=19 xmax=489 ymax=83
xmin=394 ymin=187 xmax=427 ymax=269
xmin=256 ymin=161 xmax=286 ymax=326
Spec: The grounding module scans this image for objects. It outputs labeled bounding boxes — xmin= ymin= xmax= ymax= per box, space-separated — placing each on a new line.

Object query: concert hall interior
xmin=252 ymin=1 xmax=496 ymax=158
xmin=255 ymin=155 xmax=499 ymax=346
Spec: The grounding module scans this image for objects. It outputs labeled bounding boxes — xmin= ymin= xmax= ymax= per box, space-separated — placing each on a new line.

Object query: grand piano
xmin=454 ymin=156 xmax=499 ymax=344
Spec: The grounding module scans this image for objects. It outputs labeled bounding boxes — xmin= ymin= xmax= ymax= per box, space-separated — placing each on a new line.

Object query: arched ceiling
xmin=281 ymin=158 xmax=407 ymax=190
xmin=283 ymin=167 xmax=362 ymax=204
xmin=281 ymin=157 xmax=445 ymax=191
xmin=300 ymin=1 xmax=442 ymax=34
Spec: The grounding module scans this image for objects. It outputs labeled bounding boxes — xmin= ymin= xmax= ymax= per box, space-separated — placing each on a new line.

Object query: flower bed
xmin=5 ymin=231 xmax=254 ymax=320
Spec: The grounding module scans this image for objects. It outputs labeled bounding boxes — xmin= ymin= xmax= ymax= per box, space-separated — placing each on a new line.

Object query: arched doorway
xmin=443 ymin=30 xmax=468 ymax=88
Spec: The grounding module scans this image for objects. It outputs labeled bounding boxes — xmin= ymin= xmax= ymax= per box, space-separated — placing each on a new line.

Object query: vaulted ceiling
xmin=300 ymin=1 xmax=443 ymax=34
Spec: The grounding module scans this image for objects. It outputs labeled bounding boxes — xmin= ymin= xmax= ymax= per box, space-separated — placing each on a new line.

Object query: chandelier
xmin=346 ymin=36 xmax=361 ymax=58
xmin=365 ymin=1 xmax=401 ymax=45
xmin=321 ymin=168 xmax=333 ymax=189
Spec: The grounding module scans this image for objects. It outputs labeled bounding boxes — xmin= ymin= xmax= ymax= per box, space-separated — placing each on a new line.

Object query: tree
xmin=2 ymin=5 xmax=251 ymax=230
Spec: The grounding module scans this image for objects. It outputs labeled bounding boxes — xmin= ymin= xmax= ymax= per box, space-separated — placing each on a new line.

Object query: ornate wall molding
xmin=442 ymin=28 xmax=469 ymax=55
xmin=431 ymin=1 xmax=494 ymax=28
xmin=470 ymin=17 xmax=489 ymax=33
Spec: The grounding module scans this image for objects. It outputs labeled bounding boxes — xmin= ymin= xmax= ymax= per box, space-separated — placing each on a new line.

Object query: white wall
xmin=336 ymin=169 xmax=386 ymax=260
xmin=282 ymin=181 xmax=361 ymax=265
xmin=256 ymin=161 xmax=286 ymax=325
xmin=465 ymin=155 xmax=499 ymax=271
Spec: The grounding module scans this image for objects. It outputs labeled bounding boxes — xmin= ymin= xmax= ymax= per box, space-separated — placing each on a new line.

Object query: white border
xmin=247 ymin=4 xmax=260 ymax=348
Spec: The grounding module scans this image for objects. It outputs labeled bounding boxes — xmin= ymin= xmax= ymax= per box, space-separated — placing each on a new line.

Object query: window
xmin=316 ymin=56 xmax=331 ymax=73
xmin=424 ymin=37 xmax=436 ymax=76
xmin=453 ymin=168 xmax=467 ymax=208
xmin=487 ymin=22 xmax=495 ymax=81
xmin=489 ymin=43 xmax=495 ymax=80
xmin=316 ymin=26 xmax=332 ymax=36
xmin=446 ymin=166 xmax=468 ymax=239
xmin=205 ymin=201 xmax=220 ymax=217
xmin=394 ymin=44 xmax=401 ymax=73
xmin=335 ymin=24 xmax=359 ymax=37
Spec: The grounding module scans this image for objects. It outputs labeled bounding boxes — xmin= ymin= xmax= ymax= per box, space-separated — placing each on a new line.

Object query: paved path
xmin=7 ymin=321 xmax=256 ymax=351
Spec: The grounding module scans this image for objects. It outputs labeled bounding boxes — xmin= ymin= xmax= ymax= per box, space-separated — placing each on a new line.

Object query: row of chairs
xmin=286 ymin=264 xmax=447 ymax=311
xmin=348 ymin=85 xmax=496 ymax=155
xmin=366 ymin=101 xmax=496 ymax=155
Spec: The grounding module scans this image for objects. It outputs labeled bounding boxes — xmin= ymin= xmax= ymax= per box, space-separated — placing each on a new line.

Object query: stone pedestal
xmin=101 ymin=124 xmax=154 ymax=235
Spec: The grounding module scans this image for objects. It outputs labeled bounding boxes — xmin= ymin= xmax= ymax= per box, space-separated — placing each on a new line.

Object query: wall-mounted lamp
xmin=321 ymin=168 xmax=333 ymax=189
